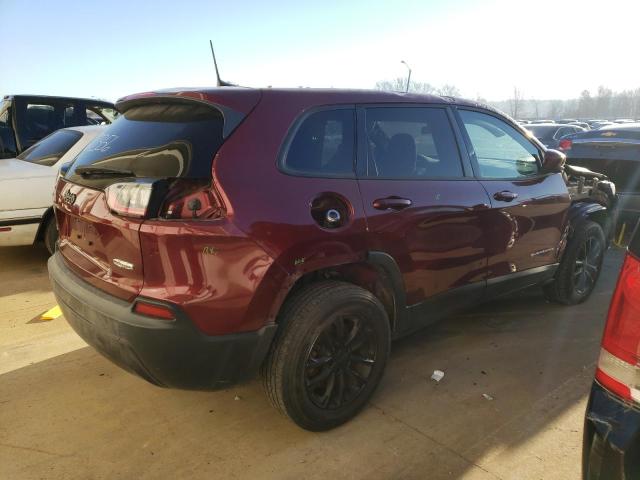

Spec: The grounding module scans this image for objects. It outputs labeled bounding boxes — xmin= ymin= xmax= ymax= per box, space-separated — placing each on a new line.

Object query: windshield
xmin=65 ymin=102 xmax=225 ymax=188
xmin=17 ymin=129 xmax=82 ymax=166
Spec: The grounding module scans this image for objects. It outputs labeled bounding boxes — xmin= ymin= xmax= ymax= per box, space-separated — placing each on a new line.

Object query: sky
xmin=1 ymin=0 xmax=639 ymax=102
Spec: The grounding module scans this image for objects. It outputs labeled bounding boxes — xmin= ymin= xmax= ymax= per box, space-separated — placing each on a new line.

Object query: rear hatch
xmin=55 ymin=92 xmax=258 ymax=301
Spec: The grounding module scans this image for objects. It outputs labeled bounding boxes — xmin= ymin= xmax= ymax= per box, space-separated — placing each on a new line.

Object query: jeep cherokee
xmin=48 ymin=87 xmax=617 ymax=431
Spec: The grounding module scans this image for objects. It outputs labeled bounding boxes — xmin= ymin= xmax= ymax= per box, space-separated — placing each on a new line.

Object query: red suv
xmin=49 ymin=88 xmax=616 ymax=430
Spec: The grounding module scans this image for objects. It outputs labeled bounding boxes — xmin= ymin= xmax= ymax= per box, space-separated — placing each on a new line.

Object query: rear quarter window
xmin=281 ymin=108 xmax=355 ymax=177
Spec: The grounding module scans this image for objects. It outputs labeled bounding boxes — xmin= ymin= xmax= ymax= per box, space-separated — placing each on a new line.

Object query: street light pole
xmin=401 ymin=60 xmax=412 ymax=93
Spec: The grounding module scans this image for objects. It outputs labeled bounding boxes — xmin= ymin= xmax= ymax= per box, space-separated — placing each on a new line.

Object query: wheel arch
xmin=268 ymin=251 xmax=407 ymax=336
xmin=567 ymin=202 xmax=612 ymax=243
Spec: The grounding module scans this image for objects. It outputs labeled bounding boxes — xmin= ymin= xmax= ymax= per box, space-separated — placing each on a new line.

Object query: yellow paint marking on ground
xmin=40 ymin=305 xmax=62 ymax=321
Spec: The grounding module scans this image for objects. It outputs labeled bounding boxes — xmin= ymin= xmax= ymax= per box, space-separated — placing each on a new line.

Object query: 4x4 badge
xmin=62 ymin=191 xmax=77 ymax=205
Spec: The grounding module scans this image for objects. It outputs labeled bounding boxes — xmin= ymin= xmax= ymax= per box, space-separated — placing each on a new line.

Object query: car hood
xmin=0 ymin=158 xmax=56 ymax=180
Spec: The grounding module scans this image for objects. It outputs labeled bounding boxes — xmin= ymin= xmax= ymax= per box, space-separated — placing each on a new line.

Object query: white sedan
xmin=0 ymin=125 xmax=103 ymax=253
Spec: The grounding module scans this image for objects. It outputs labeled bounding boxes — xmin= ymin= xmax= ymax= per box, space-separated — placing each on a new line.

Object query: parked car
xmin=0 ymin=94 xmax=116 ymax=158
xmin=589 ymin=121 xmax=614 ymax=130
xmin=560 ymin=124 xmax=640 ymax=218
xmin=583 ymin=224 xmax=640 ymax=479
xmin=531 ymin=119 xmax=555 ymax=124
xmin=0 ymin=126 xmax=103 ymax=253
xmin=526 ymin=123 xmax=586 ymax=148
xmin=570 ymin=121 xmax=591 ymax=130
xmin=48 ymin=88 xmax=616 ymax=431
xmin=614 ymin=119 xmax=636 ymax=124
xmin=557 ymin=118 xmax=579 ymax=124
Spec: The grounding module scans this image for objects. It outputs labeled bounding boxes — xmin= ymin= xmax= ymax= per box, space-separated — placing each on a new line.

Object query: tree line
xmin=376 ymin=78 xmax=640 ymax=120
xmin=375 ymin=77 xmax=461 ymax=97
xmin=492 ymin=86 xmax=640 ymax=120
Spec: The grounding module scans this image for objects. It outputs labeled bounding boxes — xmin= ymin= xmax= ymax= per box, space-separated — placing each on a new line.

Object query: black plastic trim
xmin=0 ymin=216 xmax=42 ymax=227
xmin=366 ymin=251 xmax=408 ymax=336
xmin=485 ymin=263 xmax=559 ymax=298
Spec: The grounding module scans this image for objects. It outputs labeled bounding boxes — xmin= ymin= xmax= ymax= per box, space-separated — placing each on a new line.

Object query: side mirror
xmin=542 ymin=149 xmax=566 ymax=173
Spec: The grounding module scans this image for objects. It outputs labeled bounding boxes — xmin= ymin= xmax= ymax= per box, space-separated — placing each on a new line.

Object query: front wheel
xmin=543 ymin=220 xmax=605 ymax=305
xmin=262 ymin=281 xmax=390 ymax=431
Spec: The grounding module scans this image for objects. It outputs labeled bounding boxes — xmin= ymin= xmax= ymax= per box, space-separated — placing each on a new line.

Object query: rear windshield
xmin=65 ymin=102 xmax=225 ymax=187
xmin=17 ymin=129 xmax=82 ymax=166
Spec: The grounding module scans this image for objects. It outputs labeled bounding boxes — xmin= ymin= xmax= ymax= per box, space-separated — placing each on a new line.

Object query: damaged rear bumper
xmin=583 ymin=382 xmax=640 ymax=479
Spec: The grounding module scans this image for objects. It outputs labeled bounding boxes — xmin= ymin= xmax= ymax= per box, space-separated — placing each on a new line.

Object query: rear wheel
xmin=262 ymin=281 xmax=390 ymax=431
xmin=543 ymin=220 xmax=605 ymax=305
xmin=43 ymin=218 xmax=58 ymax=255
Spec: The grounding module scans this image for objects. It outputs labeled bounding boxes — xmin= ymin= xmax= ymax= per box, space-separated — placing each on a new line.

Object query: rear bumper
xmin=48 ymin=251 xmax=277 ymax=390
xmin=583 ymin=382 xmax=640 ymax=479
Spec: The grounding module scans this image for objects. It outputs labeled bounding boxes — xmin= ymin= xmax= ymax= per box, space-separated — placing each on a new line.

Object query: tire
xmin=43 ymin=218 xmax=58 ymax=255
xmin=543 ymin=220 xmax=605 ymax=305
xmin=262 ymin=281 xmax=391 ymax=431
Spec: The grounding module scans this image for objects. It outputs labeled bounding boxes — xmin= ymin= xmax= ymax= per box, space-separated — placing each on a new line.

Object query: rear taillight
xmin=596 ymin=252 xmax=640 ymax=403
xmin=159 ymin=179 xmax=225 ymax=220
xmin=105 ymin=182 xmax=153 ymax=218
xmin=104 ymin=179 xmax=225 ymax=220
xmin=558 ymin=139 xmax=572 ymax=151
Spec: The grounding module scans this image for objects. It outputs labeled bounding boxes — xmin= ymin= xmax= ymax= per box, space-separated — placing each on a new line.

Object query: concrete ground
xmin=0 ymin=245 xmax=625 ymax=480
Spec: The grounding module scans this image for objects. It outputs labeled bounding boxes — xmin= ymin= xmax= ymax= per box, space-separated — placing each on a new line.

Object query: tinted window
xmin=17 ymin=129 xmax=82 ymax=166
xmin=13 ymin=98 xmax=116 ymax=151
xmin=460 ymin=110 xmax=540 ymax=179
xmin=554 ymin=127 xmax=570 ymax=139
xmin=66 ymin=102 xmax=225 ymax=187
xmin=18 ymin=103 xmax=71 ymax=148
xmin=525 ymin=125 xmax=556 ymax=141
xmin=362 ymin=107 xmax=463 ymax=178
xmin=284 ymin=109 xmax=355 ymax=176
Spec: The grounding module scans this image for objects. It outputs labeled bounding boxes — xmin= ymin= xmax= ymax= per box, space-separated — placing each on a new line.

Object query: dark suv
xmin=0 ymin=94 xmax=116 ymax=158
xmin=48 ymin=88 xmax=616 ymax=430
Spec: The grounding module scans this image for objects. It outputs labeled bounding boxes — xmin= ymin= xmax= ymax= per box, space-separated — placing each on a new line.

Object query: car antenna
xmin=209 ymin=40 xmax=235 ymax=87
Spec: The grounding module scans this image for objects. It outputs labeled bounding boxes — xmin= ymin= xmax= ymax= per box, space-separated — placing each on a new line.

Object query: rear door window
xmin=361 ymin=107 xmax=463 ymax=178
xmin=66 ymin=102 xmax=225 ymax=187
xmin=282 ymin=108 xmax=355 ymax=177
xmin=17 ymin=129 xmax=82 ymax=166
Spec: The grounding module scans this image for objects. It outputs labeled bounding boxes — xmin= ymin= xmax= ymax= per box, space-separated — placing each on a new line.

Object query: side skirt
xmin=396 ymin=263 xmax=559 ymax=339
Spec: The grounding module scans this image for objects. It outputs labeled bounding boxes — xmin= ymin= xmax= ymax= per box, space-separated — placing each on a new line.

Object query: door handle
xmin=493 ymin=191 xmax=519 ymax=202
xmin=373 ymin=197 xmax=412 ymax=211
